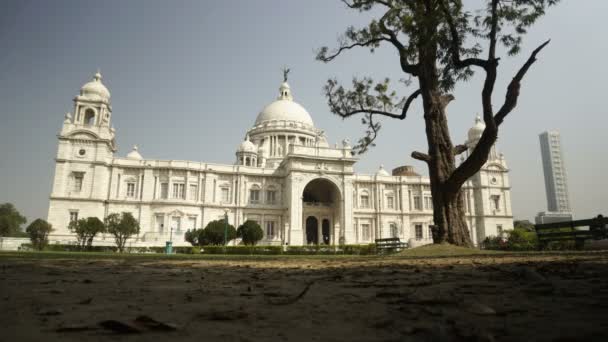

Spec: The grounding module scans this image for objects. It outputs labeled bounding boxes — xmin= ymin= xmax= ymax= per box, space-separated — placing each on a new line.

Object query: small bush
xmin=237 ymin=220 xmax=264 ymax=245
xmin=482 ymin=228 xmax=537 ymax=251
xmin=202 ymin=220 xmax=236 ymax=246
xmin=25 ymin=219 xmax=53 ymax=251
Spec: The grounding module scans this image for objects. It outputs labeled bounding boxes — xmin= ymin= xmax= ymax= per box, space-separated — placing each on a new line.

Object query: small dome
xmin=80 ymin=71 xmax=110 ymax=101
xmin=238 ymin=136 xmax=256 ymax=153
xmin=376 ymin=165 xmax=390 ymax=177
xmin=254 ymin=82 xmax=314 ymax=126
xmin=127 ymin=145 xmax=143 ymax=160
xmin=468 ymin=115 xmax=485 ymax=142
xmin=391 ymin=165 xmax=420 ymax=177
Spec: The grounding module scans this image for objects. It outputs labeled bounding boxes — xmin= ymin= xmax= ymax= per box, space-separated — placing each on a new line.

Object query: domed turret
xmin=126 ymin=145 xmax=143 ymax=160
xmin=468 ymin=115 xmax=485 ymax=143
xmin=79 ymin=71 xmax=111 ymax=102
xmin=238 ymin=135 xmax=256 ymax=153
xmin=376 ymin=165 xmax=390 ymax=177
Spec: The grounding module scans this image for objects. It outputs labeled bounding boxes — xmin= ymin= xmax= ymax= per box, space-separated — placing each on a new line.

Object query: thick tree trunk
xmin=423 ymin=98 xmax=473 ymax=247
xmin=416 ymin=15 xmax=473 ymax=247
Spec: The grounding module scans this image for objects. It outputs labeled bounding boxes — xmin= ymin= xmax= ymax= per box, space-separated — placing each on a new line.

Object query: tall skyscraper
xmin=536 ymin=130 xmax=573 ymax=224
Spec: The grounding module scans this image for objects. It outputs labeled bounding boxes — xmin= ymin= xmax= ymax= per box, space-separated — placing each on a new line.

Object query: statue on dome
xmin=282 ymin=67 xmax=290 ymax=82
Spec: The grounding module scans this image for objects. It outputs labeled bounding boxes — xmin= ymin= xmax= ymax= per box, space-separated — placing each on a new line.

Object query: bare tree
xmin=317 ymin=0 xmax=558 ymax=246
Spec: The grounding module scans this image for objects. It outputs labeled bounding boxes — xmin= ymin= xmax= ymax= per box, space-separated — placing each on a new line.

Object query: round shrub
xmin=237 ymin=220 xmax=264 ymax=245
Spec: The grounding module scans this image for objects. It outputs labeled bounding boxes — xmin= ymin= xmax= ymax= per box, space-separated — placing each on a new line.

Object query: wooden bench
xmin=375 ymin=237 xmax=408 ymax=253
xmin=534 ymin=215 xmax=607 ymax=250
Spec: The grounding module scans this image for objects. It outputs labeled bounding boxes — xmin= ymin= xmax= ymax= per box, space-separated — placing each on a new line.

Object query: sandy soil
xmin=1 ymin=252 xmax=608 ymax=341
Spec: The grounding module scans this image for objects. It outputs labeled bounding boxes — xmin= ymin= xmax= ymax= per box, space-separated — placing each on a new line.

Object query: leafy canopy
xmin=0 ymin=203 xmax=27 ymax=236
xmin=26 ymin=218 xmax=52 ymax=251
xmin=69 ymin=217 xmax=106 ymax=250
xmin=105 ymin=212 xmax=140 ymax=252
xmin=237 ymin=220 xmax=264 ymax=246
xmin=203 ymin=219 xmax=236 ymax=246
xmin=317 ymin=0 xmax=558 ymax=154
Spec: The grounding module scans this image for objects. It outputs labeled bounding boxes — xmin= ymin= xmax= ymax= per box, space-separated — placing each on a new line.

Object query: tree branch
xmin=453 ymin=144 xmax=468 ymax=155
xmin=328 ymin=85 xmax=421 ymax=120
xmin=317 ymin=38 xmax=388 ymax=62
xmin=447 ymin=40 xmax=551 ymax=193
xmin=411 ymin=151 xmax=431 ymax=162
xmin=378 ymin=8 xmax=419 ymax=75
xmin=439 ymin=0 xmax=488 ymax=69
xmin=494 ymin=39 xmax=550 ymax=126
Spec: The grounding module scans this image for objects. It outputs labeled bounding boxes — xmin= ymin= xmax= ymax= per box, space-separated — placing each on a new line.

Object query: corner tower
xmin=48 ymin=72 xmax=116 ymax=235
xmin=463 ymin=115 xmax=513 ymax=243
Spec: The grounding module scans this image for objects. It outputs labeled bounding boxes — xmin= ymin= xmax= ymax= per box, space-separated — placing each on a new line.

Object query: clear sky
xmin=1 ymin=0 xmax=606 ymax=224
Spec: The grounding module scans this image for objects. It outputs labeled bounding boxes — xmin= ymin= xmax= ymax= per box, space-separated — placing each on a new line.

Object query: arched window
xmin=360 ymin=190 xmax=370 ymax=208
xmin=249 ymin=184 xmax=261 ymax=204
xmin=84 ymin=109 xmax=95 ymax=126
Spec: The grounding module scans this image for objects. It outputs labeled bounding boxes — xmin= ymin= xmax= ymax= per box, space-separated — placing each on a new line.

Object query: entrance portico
xmin=301 ymin=178 xmax=340 ymax=245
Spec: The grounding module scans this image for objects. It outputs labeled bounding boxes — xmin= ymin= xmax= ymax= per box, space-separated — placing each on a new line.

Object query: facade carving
xmin=47 ymin=73 xmax=513 ymax=247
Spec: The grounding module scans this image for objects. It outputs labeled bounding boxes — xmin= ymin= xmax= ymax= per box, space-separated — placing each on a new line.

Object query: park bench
xmin=534 ymin=215 xmax=607 ymax=249
xmin=375 ymin=237 xmax=408 ymax=253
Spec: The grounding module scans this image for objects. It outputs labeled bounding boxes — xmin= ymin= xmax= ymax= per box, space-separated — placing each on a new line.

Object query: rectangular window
xmin=189 ymin=184 xmax=198 ymax=201
xmin=69 ymin=211 xmax=79 ymax=223
xmin=413 ymin=196 xmax=422 ymax=211
xmin=173 ymin=183 xmax=185 ymax=199
xmin=250 ymin=189 xmax=260 ymax=204
xmin=188 ymin=217 xmax=197 ymax=230
xmin=491 ymin=195 xmax=501 ymax=211
xmin=266 ymin=221 xmax=276 ymax=239
xmin=160 ymin=183 xmax=169 ymax=199
xmin=155 ymin=214 xmax=164 ymax=234
xmin=387 ymin=196 xmax=394 ymax=209
xmin=266 ymin=190 xmax=276 ymax=204
xmin=126 ymin=182 xmax=136 ymax=197
xmin=221 ymin=187 xmax=230 ymax=203
xmin=360 ymin=195 xmax=370 ymax=208
xmin=497 ymin=224 xmax=503 ymax=237
xmin=361 ymin=223 xmax=371 ymax=241
xmin=390 ymin=223 xmax=398 ymax=238
xmin=73 ymin=173 xmax=84 ymax=192
xmin=424 ymin=196 xmax=433 ymax=210
xmin=415 ymin=224 xmax=423 ymax=240
xmin=171 ymin=216 xmax=181 ymax=233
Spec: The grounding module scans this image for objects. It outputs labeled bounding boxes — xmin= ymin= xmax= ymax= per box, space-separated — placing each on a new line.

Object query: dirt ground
xmin=2 ymin=252 xmax=608 ymax=342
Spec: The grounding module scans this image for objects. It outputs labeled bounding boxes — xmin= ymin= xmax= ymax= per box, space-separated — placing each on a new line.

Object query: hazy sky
xmin=1 ymin=0 xmax=606 ymax=224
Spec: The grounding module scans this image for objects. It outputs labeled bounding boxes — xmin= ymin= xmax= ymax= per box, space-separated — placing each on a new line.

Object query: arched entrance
xmin=322 ymin=219 xmax=330 ymax=244
xmin=306 ymin=216 xmax=318 ymax=244
xmin=302 ymin=178 xmax=341 ymax=245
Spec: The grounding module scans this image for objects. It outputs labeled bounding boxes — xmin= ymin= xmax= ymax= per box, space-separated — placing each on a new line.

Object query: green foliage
xmin=514 ymin=219 xmax=534 ymax=231
xmin=199 ymin=244 xmax=377 ymax=255
xmin=237 ymin=220 xmax=264 ymax=245
xmin=0 ymin=203 xmax=27 ymax=237
xmin=20 ymin=244 xmax=199 ymax=254
xmin=25 ymin=219 xmax=52 ymax=251
xmin=317 ymin=0 xmax=559 ymax=153
xmin=184 ymin=228 xmax=208 ymax=247
xmin=203 ymin=220 xmax=236 ymax=246
xmin=105 ymin=213 xmax=140 ymax=252
xmin=69 ymin=217 xmax=106 ymax=250
xmin=505 ymin=228 xmax=538 ymax=250
xmin=482 ymin=228 xmax=537 ymax=251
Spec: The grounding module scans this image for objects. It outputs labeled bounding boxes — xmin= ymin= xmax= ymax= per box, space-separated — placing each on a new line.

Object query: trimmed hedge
xmin=19 ymin=243 xmax=199 ymax=254
xmin=198 ymin=244 xmax=377 ymax=255
xmin=18 ymin=243 xmax=377 ymax=255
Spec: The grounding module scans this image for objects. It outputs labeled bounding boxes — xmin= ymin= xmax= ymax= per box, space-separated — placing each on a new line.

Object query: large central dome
xmin=254 ymin=82 xmax=314 ymax=126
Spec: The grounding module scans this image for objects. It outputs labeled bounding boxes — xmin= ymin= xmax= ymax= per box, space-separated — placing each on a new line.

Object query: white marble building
xmin=47 ymin=72 xmax=513 ymax=247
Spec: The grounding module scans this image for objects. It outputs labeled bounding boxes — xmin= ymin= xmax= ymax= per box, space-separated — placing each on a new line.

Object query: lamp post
xmin=224 ymin=209 xmax=229 ymax=254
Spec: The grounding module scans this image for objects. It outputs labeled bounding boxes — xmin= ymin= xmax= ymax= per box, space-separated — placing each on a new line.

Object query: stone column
xmin=317 ymin=216 xmax=322 ymax=245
